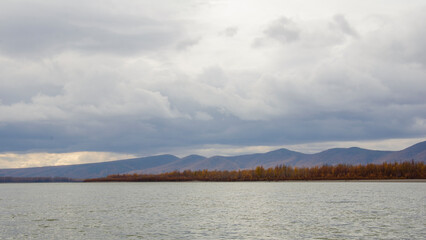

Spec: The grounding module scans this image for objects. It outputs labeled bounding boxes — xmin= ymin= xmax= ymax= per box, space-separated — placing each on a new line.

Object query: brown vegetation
xmin=84 ymin=160 xmax=425 ymax=182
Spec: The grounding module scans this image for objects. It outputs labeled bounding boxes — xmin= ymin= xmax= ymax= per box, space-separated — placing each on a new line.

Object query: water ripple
xmin=0 ymin=182 xmax=425 ymax=239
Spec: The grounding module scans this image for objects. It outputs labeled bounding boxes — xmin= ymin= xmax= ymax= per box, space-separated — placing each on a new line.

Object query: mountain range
xmin=0 ymin=141 xmax=425 ymax=179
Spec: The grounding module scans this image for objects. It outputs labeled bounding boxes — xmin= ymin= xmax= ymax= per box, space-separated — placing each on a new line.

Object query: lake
xmin=0 ymin=182 xmax=425 ymax=239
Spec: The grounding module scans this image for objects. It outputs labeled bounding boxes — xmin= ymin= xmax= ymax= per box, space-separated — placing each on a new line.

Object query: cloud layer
xmin=0 ymin=0 xmax=425 ymax=166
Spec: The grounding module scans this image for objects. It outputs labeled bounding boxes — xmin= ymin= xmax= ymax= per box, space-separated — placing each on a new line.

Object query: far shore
xmin=289 ymin=179 xmax=426 ymax=183
xmin=1 ymin=178 xmax=426 ymax=183
xmin=83 ymin=179 xmax=426 ymax=183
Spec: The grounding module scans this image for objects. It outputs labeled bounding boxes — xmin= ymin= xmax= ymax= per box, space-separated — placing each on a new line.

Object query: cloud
xmin=0 ymin=52 xmax=183 ymax=122
xmin=264 ymin=17 xmax=300 ymax=43
xmin=0 ymin=1 xmax=184 ymax=58
xmin=221 ymin=27 xmax=238 ymax=37
xmin=330 ymin=14 xmax=358 ymax=37
xmin=176 ymin=38 xmax=201 ymax=50
xmin=0 ymin=1 xmax=425 ymax=164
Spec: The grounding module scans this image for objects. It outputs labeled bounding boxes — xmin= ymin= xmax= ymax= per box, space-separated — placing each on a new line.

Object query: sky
xmin=0 ymin=0 xmax=425 ymax=168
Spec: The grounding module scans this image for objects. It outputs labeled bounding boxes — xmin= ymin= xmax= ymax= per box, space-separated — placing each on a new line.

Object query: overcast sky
xmin=1 ymin=0 xmax=425 ymax=168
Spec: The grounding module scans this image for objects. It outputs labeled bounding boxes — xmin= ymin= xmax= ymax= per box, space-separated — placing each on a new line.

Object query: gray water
xmin=0 ymin=182 xmax=425 ymax=240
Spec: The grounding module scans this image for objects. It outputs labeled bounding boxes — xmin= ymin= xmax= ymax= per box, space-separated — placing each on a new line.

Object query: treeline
xmin=0 ymin=176 xmax=79 ymax=183
xmin=85 ymin=161 xmax=425 ymax=182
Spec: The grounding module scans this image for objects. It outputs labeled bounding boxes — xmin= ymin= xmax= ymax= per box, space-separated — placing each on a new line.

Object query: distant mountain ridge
xmin=0 ymin=141 xmax=425 ymax=179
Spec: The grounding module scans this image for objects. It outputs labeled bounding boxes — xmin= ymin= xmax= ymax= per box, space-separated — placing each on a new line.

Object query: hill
xmin=376 ymin=141 xmax=426 ymax=163
xmin=0 ymin=141 xmax=425 ymax=179
xmin=0 ymin=154 xmax=179 ymax=179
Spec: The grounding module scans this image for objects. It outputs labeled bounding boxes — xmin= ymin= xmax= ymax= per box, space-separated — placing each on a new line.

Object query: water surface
xmin=0 ymin=182 xmax=425 ymax=239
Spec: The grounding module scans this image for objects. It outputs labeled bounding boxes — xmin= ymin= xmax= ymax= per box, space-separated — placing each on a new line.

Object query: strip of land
xmin=85 ymin=161 xmax=425 ymax=182
xmin=0 ymin=177 xmax=80 ymax=183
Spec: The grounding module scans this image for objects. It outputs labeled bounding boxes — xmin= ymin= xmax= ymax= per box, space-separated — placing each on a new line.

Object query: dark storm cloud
xmin=0 ymin=106 xmax=420 ymax=155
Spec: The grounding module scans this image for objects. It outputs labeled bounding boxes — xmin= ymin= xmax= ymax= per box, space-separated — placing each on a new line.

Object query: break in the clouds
xmin=0 ymin=0 xmax=425 ymax=167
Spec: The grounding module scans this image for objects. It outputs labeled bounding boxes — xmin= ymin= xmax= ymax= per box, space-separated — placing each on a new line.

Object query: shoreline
xmin=84 ymin=179 xmax=426 ymax=183
xmin=1 ymin=179 xmax=425 ymax=183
